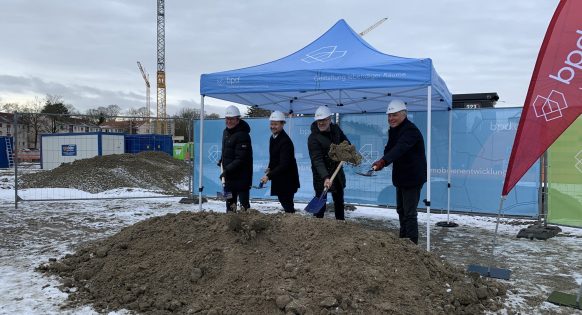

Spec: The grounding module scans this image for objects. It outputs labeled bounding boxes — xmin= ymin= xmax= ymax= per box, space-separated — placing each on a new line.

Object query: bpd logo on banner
xmin=62 ymin=144 xmax=77 ymax=156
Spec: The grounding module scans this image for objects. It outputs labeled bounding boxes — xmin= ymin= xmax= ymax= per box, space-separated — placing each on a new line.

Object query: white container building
xmin=40 ymin=132 xmax=124 ymax=170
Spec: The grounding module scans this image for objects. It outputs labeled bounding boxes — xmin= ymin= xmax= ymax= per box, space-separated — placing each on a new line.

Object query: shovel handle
xmin=329 ymin=161 xmax=345 ymax=183
xmin=321 ymin=161 xmax=345 ymax=195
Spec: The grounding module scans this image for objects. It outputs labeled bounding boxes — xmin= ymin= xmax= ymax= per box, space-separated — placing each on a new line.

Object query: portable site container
xmin=125 ymin=134 xmax=173 ymax=156
xmin=40 ymin=132 xmax=125 ymax=170
xmin=0 ymin=136 xmax=14 ymax=169
xmin=173 ymin=142 xmax=193 ymax=161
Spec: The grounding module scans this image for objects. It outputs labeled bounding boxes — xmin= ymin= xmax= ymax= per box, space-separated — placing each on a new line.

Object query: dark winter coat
xmin=307 ymin=122 xmax=349 ymax=193
xmin=381 ymin=117 xmax=427 ymax=188
xmin=221 ymin=119 xmax=253 ymax=191
xmin=266 ymin=129 xmax=300 ymax=196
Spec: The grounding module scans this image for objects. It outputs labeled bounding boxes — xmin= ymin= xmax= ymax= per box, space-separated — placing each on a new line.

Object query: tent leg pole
xmin=426 ymin=86 xmax=432 ymax=252
xmin=447 ymin=108 xmax=452 ymax=223
xmin=198 ymin=95 xmax=205 ymax=212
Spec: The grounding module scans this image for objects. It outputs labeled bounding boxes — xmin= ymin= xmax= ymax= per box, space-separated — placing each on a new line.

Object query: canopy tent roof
xmin=200 ymin=19 xmax=452 ymax=114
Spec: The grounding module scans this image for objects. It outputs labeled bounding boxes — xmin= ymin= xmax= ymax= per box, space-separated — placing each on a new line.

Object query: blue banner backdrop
xmin=194 ymin=108 xmax=538 ymax=216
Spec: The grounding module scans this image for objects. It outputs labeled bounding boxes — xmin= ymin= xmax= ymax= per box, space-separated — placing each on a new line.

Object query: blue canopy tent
xmin=199 ymin=19 xmax=453 ymax=250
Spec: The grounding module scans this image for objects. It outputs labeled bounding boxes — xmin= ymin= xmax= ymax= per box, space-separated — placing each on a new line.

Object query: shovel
xmin=355 ymin=168 xmax=376 ymax=177
xmin=252 ymin=182 xmax=268 ymax=189
xmin=305 ymin=161 xmax=344 ymax=213
xmin=217 ymin=163 xmax=232 ymax=200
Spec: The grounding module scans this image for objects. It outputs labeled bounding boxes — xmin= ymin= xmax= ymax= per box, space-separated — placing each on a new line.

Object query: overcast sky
xmin=0 ymin=0 xmax=559 ymax=116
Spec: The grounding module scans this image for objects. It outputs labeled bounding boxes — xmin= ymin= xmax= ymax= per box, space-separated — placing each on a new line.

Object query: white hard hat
xmin=269 ymin=111 xmax=286 ymax=122
xmin=314 ymin=106 xmax=333 ymax=121
xmin=225 ymin=105 xmax=241 ymax=117
xmin=386 ymin=99 xmax=407 ymax=114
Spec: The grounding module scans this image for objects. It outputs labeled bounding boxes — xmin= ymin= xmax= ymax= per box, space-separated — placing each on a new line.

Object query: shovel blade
xmin=304 ymin=194 xmax=327 ymax=213
xmin=252 ymin=182 xmax=267 ymax=189
xmin=467 ymin=264 xmax=511 ymax=280
xmin=355 ymin=170 xmax=376 ymax=177
xmin=217 ymin=188 xmax=232 ymax=200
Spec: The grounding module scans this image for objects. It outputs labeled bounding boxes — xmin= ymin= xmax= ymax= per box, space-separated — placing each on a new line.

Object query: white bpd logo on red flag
xmin=539 ymin=29 xmax=582 ymax=121
xmin=533 ymin=90 xmax=568 ymax=121
xmin=502 ymin=1 xmax=582 ymax=197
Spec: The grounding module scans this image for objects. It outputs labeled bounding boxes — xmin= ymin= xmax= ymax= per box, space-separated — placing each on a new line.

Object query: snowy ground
xmin=0 ymin=171 xmax=581 ymax=314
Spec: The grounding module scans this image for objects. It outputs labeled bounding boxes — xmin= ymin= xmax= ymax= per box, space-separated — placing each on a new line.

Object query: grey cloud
xmin=0 ymin=0 xmax=562 ymax=109
xmin=0 ymin=75 xmax=143 ymax=110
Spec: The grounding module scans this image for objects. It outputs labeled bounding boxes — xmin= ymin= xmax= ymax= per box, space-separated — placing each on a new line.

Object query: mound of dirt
xmin=20 ymin=151 xmax=190 ymax=193
xmin=38 ymin=211 xmax=506 ymax=315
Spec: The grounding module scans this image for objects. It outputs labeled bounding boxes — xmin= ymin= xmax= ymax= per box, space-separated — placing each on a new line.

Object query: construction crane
xmin=359 ymin=18 xmax=388 ymax=37
xmin=156 ymin=0 xmax=167 ymax=134
xmin=136 ymin=61 xmax=151 ymax=126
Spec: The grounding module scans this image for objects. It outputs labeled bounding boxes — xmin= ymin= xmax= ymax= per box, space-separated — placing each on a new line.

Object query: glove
xmin=372 ymin=159 xmax=386 ymax=171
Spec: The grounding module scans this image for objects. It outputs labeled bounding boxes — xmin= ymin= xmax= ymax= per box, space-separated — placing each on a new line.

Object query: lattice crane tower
xmin=156 ymin=0 xmax=167 ymax=134
xmin=136 ymin=61 xmax=151 ymax=126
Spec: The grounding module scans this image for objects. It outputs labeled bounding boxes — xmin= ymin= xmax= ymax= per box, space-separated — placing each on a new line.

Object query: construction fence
xmin=194 ymin=108 xmax=579 ymax=225
xmin=2 ymin=112 xmax=195 ymax=205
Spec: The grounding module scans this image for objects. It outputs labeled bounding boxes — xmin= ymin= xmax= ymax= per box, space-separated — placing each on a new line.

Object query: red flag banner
xmin=502 ymin=0 xmax=582 ymax=196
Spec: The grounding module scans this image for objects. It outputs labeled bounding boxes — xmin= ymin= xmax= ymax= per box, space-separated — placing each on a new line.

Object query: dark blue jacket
xmin=381 ymin=117 xmax=427 ymax=188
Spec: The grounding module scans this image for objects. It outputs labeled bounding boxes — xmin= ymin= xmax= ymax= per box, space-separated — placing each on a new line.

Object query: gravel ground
xmin=0 ymin=168 xmax=581 ymax=314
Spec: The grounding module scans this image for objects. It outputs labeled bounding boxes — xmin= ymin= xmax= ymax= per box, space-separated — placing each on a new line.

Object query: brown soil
xmin=329 ymin=141 xmax=362 ymax=165
xmin=20 ymin=151 xmax=190 ymax=193
xmin=38 ymin=211 xmax=506 ymax=315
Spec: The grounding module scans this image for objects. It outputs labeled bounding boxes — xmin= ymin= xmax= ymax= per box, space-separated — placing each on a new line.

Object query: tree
xmin=19 ymin=97 xmax=46 ymax=148
xmin=173 ymin=108 xmax=200 ymax=142
xmin=86 ymin=104 xmax=122 ymax=125
xmin=40 ymin=94 xmax=69 ymax=133
xmin=246 ymin=106 xmax=271 ymax=117
xmin=1 ymin=102 xmax=23 ymax=112
xmin=206 ymin=113 xmax=220 ymax=119
xmin=86 ymin=108 xmax=108 ymax=125
xmin=126 ymin=106 xmax=151 ymax=118
xmin=105 ymin=104 xmax=121 ymax=117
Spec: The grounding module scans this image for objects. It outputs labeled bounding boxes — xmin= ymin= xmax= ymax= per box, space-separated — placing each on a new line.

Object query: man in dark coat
xmin=372 ymin=100 xmax=427 ymax=244
xmin=308 ymin=106 xmax=349 ymax=220
xmin=219 ymin=105 xmax=253 ymax=212
xmin=260 ymin=111 xmax=300 ymax=213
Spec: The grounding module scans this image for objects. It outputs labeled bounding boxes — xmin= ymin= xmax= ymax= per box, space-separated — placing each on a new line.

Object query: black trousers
xmin=396 ymin=185 xmax=423 ymax=244
xmin=314 ymin=187 xmax=345 ymax=220
xmin=276 ymin=191 xmax=295 ymax=213
xmin=226 ymin=189 xmax=250 ymax=212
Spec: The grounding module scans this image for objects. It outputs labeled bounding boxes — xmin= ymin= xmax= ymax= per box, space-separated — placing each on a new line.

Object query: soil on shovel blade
xmin=329 ymin=141 xmax=362 ymax=165
xmin=20 ymin=151 xmax=190 ymax=193
xmin=38 ymin=211 xmax=507 ymax=315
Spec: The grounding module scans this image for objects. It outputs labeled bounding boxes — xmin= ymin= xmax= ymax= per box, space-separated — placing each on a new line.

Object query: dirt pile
xmin=329 ymin=141 xmax=362 ymax=165
xmin=20 ymin=151 xmax=190 ymax=193
xmin=38 ymin=211 xmax=507 ymax=314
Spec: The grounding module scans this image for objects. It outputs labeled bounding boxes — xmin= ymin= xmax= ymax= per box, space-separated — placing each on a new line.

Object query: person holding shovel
xmin=219 ymin=105 xmax=253 ymax=212
xmin=260 ymin=111 xmax=300 ymax=213
xmin=371 ymin=99 xmax=426 ymax=244
xmin=307 ymin=106 xmax=350 ymax=220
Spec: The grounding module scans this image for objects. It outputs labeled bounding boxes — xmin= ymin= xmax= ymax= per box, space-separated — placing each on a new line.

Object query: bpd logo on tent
xmin=532 ymin=90 xmax=568 ymax=122
xmin=301 ymin=46 xmax=347 ymax=63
